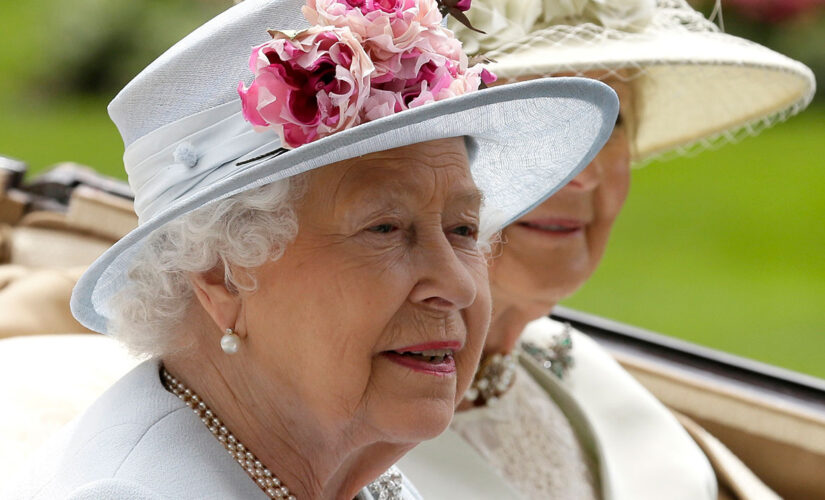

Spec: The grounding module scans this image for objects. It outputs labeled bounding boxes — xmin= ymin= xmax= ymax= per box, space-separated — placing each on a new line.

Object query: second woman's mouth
xmin=515 ymin=218 xmax=585 ymax=236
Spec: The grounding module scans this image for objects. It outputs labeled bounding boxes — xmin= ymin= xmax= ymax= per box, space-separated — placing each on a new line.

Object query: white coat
xmin=3 ymin=359 xmax=421 ymax=500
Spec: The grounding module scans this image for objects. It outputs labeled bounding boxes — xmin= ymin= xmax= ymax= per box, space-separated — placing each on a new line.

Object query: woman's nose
xmin=565 ymin=155 xmax=603 ymax=191
xmin=409 ymin=234 xmax=478 ymax=312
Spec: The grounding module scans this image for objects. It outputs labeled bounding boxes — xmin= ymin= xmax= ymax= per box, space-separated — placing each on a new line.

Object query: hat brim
xmin=487 ymin=30 xmax=815 ymax=161
xmin=71 ymin=77 xmax=619 ymax=333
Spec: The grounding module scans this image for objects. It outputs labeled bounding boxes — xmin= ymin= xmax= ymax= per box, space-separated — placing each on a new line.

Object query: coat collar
xmin=520 ymin=317 xmax=717 ymax=500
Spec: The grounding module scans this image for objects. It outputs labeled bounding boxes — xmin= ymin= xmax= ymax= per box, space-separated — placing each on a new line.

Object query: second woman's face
xmin=239 ymin=137 xmax=490 ymax=446
xmin=490 ymin=77 xmax=633 ymax=308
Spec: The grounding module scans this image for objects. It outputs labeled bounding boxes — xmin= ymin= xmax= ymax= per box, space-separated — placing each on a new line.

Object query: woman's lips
xmin=382 ymin=341 xmax=461 ymax=376
xmin=515 ymin=218 xmax=586 ymax=236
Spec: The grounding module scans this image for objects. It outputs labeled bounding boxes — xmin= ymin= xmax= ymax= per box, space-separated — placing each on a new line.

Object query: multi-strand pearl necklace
xmin=161 ymin=368 xmax=404 ymax=500
xmin=161 ymin=368 xmax=297 ymax=499
xmin=464 ymin=352 xmax=518 ymax=406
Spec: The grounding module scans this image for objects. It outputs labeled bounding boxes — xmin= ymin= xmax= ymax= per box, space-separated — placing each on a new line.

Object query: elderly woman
xmin=399 ymin=0 xmax=815 ymax=499
xmin=2 ymin=0 xmax=619 ymax=498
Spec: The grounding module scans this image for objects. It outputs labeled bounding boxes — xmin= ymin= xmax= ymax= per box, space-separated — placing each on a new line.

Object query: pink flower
xmin=364 ymin=58 xmax=456 ymax=119
xmin=370 ymin=25 xmax=465 ymax=84
xmin=725 ymin=0 xmax=824 ymax=23
xmin=239 ymin=0 xmax=493 ymax=146
xmin=480 ymin=68 xmax=497 ymax=85
xmin=238 ymin=27 xmax=374 ymax=148
xmin=362 ymin=44 xmax=494 ymax=121
xmin=454 ymin=0 xmax=472 ymax=11
xmin=304 ymin=0 xmax=477 ymax=86
xmin=305 ymin=0 xmax=443 ymax=29
xmin=304 ymin=0 xmax=444 ymax=66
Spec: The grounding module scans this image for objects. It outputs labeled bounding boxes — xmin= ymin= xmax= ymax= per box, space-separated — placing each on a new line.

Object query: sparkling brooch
xmin=464 ymin=322 xmax=575 ymax=407
xmin=367 ymin=465 xmax=404 ymax=500
xmin=464 ymin=351 xmax=518 ymax=406
xmin=521 ymin=322 xmax=574 ymax=379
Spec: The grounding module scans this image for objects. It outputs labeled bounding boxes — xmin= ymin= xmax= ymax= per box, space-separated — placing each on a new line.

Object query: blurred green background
xmin=1 ymin=0 xmax=823 ymax=377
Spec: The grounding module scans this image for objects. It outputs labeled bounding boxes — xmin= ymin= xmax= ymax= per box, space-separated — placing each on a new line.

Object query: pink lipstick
xmin=382 ymin=341 xmax=461 ymax=376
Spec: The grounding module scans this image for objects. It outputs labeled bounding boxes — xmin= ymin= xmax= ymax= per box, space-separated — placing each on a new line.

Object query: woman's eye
xmin=367 ymin=223 xmax=397 ymax=234
xmin=451 ymin=225 xmax=478 ymax=239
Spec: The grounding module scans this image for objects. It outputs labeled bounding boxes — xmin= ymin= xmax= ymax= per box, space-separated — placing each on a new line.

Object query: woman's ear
xmin=189 ymin=265 xmax=241 ymax=334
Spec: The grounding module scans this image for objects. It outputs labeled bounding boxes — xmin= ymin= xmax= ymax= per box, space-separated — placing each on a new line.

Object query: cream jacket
xmin=399 ymin=317 xmax=718 ymax=500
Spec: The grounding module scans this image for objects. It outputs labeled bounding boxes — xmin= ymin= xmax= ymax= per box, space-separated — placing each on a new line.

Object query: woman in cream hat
xmin=2 ymin=0 xmax=620 ymax=498
xmin=399 ymin=0 xmax=815 ymax=499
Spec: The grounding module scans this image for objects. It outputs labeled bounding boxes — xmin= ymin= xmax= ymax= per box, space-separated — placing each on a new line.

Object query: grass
xmin=0 ymin=97 xmax=124 ymax=177
xmin=563 ymin=106 xmax=825 ymax=378
xmin=0 ymin=0 xmax=125 ymax=176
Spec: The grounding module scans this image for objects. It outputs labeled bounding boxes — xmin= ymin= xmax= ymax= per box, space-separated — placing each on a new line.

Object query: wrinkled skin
xmin=240 ymin=137 xmax=489 ymax=441
xmin=173 ymin=137 xmax=490 ymax=499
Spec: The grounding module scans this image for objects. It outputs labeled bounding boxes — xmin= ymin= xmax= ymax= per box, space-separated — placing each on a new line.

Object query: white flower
xmin=583 ymin=0 xmax=655 ymax=31
xmin=542 ymin=0 xmax=589 ymax=25
xmin=450 ymin=0 xmax=543 ymax=55
xmin=450 ymin=0 xmax=654 ymax=55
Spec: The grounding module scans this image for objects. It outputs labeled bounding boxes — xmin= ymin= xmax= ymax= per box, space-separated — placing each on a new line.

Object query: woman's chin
xmin=370 ymin=396 xmax=456 ymax=443
xmin=392 ymin=415 xmax=454 ymax=443
xmin=359 ymin=343 xmax=477 ymax=442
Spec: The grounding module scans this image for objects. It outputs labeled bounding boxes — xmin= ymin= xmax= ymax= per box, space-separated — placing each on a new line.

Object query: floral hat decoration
xmin=71 ymin=0 xmax=619 ymax=333
xmin=238 ymin=0 xmax=497 ymax=149
xmin=238 ymin=0 xmax=495 ymax=148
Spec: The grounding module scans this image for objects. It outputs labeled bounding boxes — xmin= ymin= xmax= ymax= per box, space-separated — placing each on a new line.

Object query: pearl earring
xmin=220 ymin=328 xmax=240 ymax=354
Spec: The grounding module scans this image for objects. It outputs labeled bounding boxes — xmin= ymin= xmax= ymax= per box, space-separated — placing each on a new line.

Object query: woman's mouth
xmin=516 ymin=218 xmax=585 ymax=236
xmin=382 ymin=342 xmax=460 ymax=375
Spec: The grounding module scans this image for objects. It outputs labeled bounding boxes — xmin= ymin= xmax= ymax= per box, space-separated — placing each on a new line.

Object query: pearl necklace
xmin=464 ymin=352 xmax=518 ymax=406
xmin=161 ymin=368 xmax=297 ymax=499
xmin=464 ymin=322 xmax=574 ymax=406
xmin=161 ymin=368 xmax=405 ymax=500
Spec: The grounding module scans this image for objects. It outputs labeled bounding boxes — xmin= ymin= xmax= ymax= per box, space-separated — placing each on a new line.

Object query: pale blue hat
xmin=70 ymin=0 xmax=618 ymax=333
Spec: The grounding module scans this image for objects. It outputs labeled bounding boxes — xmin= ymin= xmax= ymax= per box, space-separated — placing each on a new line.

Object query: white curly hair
xmin=108 ymin=175 xmax=305 ymax=357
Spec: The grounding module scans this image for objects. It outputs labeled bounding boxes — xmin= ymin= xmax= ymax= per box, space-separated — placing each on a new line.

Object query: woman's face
xmin=238 ymin=137 xmax=489 ymax=445
xmin=489 ymin=76 xmax=633 ymax=308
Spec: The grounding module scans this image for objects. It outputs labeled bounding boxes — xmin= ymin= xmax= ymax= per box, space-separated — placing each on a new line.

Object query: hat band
xmin=124 ymin=101 xmax=282 ymax=224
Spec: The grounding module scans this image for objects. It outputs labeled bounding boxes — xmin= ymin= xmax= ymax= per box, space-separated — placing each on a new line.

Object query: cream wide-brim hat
xmin=455 ymin=0 xmax=816 ymax=161
xmin=70 ymin=0 xmax=619 ymax=333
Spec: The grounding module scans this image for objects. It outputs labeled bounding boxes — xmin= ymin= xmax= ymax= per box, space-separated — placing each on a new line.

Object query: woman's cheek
xmin=603 ymin=130 xmax=632 ymax=215
xmin=457 ymin=263 xmax=491 ymax=397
